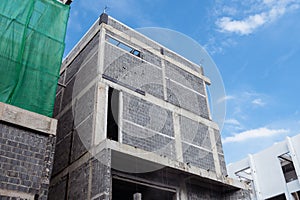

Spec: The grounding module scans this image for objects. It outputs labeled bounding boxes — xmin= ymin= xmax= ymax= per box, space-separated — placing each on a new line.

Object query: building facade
xmin=49 ymin=13 xmax=249 ymax=199
xmin=228 ymin=134 xmax=300 ymax=200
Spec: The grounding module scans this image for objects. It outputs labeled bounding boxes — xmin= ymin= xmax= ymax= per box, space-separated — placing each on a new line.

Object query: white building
xmin=228 ymin=134 xmax=300 ymax=200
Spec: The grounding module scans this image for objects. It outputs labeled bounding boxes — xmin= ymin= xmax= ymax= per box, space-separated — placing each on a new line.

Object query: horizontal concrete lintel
xmin=0 ymin=102 xmax=57 ymax=135
xmin=101 ymin=139 xmax=248 ymax=190
xmin=0 ymin=188 xmax=33 ymax=199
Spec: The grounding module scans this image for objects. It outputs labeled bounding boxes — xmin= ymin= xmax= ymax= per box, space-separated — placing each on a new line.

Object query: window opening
xmin=107 ymin=87 xmax=119 ymax=141
xmin=234 ymin=167 xmax=253 ymax=190
xmin=107 ymin=36 xmax=141 ymax=57
xmin=278 ymin=152 xmax=297 ymax=183
xmin=235 ymin=167 xmax=252 ymax=183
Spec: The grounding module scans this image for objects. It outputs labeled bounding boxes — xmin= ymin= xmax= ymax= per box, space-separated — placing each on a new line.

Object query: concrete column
xmin=208 ymin=127 xmax=221 ymax=177
xmin=285 ymin=137 xmax=299 ymax=200
xmin=161 ymin=57 xmax=168 ymax=101
xmin=173 ymin=113 xmax=183 ymax=162
xmin=287 ymin=137 xmax=300 ymax=184
xmin=98 ymin=24 xmax=106 ymax=77
xmin=179 ymin=180 xmax=188 ymax=200
xmin=249 ymin=155 xmax=262 ymax=200
xmin=94 ymin=83 xmax=108 ymax=145
xmin=133 ymin=193 xmax=142 ymax=200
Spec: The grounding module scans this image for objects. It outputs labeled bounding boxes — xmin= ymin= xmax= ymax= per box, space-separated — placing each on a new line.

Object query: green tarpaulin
xmin=0 ymin=0 xmax=69 ymax=117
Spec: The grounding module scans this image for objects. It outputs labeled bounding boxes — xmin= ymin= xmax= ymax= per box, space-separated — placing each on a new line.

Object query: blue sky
xmin=64 ymin=0 xmax=300 ymax=164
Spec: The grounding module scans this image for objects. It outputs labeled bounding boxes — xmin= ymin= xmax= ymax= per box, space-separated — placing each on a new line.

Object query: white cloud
xmin=216 ymin=0 xmax=300 ymax=35
xmin=223 ymin=127 xmax=289 ymax=143
xmin=217 ymin=95 xmax=235 ymax=103
xmin=252 ymin=98 xmax=266 ymax=106
xmin=217 ymin=14 xmax=266 ymax=35
xmin=225 ymin=118 xmax=241 ymax=126
xmin=222 ymin=6 xmax=238 ymax=16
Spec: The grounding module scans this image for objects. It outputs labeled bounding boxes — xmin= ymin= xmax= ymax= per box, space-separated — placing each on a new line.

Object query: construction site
xmin=0 ymin=0 xmax=252 ymax=199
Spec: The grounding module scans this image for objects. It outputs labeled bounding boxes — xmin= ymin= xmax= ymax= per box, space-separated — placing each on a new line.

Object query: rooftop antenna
xmin=103 ymin=5 xmax=109 ymax=13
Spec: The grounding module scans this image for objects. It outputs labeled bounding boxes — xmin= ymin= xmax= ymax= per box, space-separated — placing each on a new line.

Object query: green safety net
xmin=0 ymin=0 xmax=69 ymax=117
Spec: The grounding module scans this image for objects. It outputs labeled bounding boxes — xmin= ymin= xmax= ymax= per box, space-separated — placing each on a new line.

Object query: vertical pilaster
xmin=94 ymin=83 xmax=108 ymax=145
xmin=249 ymin=155 xmax=262 ymax=200
xmin=161 ymin=57 xmax=168 ymax=101
xmin=94 ymin=24 xmax=108 ymax=146
xmin=179 ymin=179 xmax=188 ymax=200
xmin=98 ymin=24 xmax=106 ymax=78
xmin=173 ymin=113 xmax=183 ymax=162
xmin=209 ymin=127 xmax=221 ymax=177
xmin=286 ymin=137 xmax=300 ymax=199
xmin=287 ymin=137 xmax=300 ymax=184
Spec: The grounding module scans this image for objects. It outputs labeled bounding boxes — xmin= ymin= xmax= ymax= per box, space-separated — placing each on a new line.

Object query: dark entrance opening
xmin=112 ymin=178 xmax=176 ymax=200
xmin=107 ymin=87 xmax=119 ymax=141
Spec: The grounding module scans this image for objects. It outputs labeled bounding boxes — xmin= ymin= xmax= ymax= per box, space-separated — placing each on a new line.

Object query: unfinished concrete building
xmin=49 ymin=13 xmax=250 ymax=199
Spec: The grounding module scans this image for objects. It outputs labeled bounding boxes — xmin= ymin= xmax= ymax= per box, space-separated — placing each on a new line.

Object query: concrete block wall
xmin=52 ymin=31 xmax=99 ymax=176
xmin=165 ymin=60 xmax=209 ymax=119
xmin=0 ymin=103 xmax=57 ymax=200
xmin=103 ymin=42 xmax=164 ymax=99
xmin=49 ymin=149 xmax=111 ymax=200
xmin=50 ymin=27 xmax=112 ymax=199
xmin=103 ymin=17 xmax=220 ymax=172
xmin=122 ymin=92 xmax=176 ymax=159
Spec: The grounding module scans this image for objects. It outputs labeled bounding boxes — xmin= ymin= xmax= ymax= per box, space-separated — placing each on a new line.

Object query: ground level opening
xmin=112 ymin=177 xmax=176 ymax=200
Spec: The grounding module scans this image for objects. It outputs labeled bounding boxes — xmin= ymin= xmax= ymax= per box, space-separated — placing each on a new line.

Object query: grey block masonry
xmin=50 ymin=14 xmax=250 ymax=199
xmin=0 ymin=103 xmax=57 ymax=200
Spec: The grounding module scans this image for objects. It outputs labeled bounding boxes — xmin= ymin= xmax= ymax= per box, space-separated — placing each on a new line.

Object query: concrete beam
xmin=0 ymin=189 xmax=33 ymax=200
xmin=101 ymin=139 xmax=249 ymax=190
xmin=0 ymin=102 xmax=57 ymax=135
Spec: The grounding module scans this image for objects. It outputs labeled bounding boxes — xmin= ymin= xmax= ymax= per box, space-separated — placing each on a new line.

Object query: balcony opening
xmin=234 ymin=167 xmax=252 ymax=188
xmin=112 ymin=177 xmax=176 ymax=200
xmin=107 ymin=87 xmax=119 ymax=141
xmin=278 ymin=152 xmax=297 ymax=183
